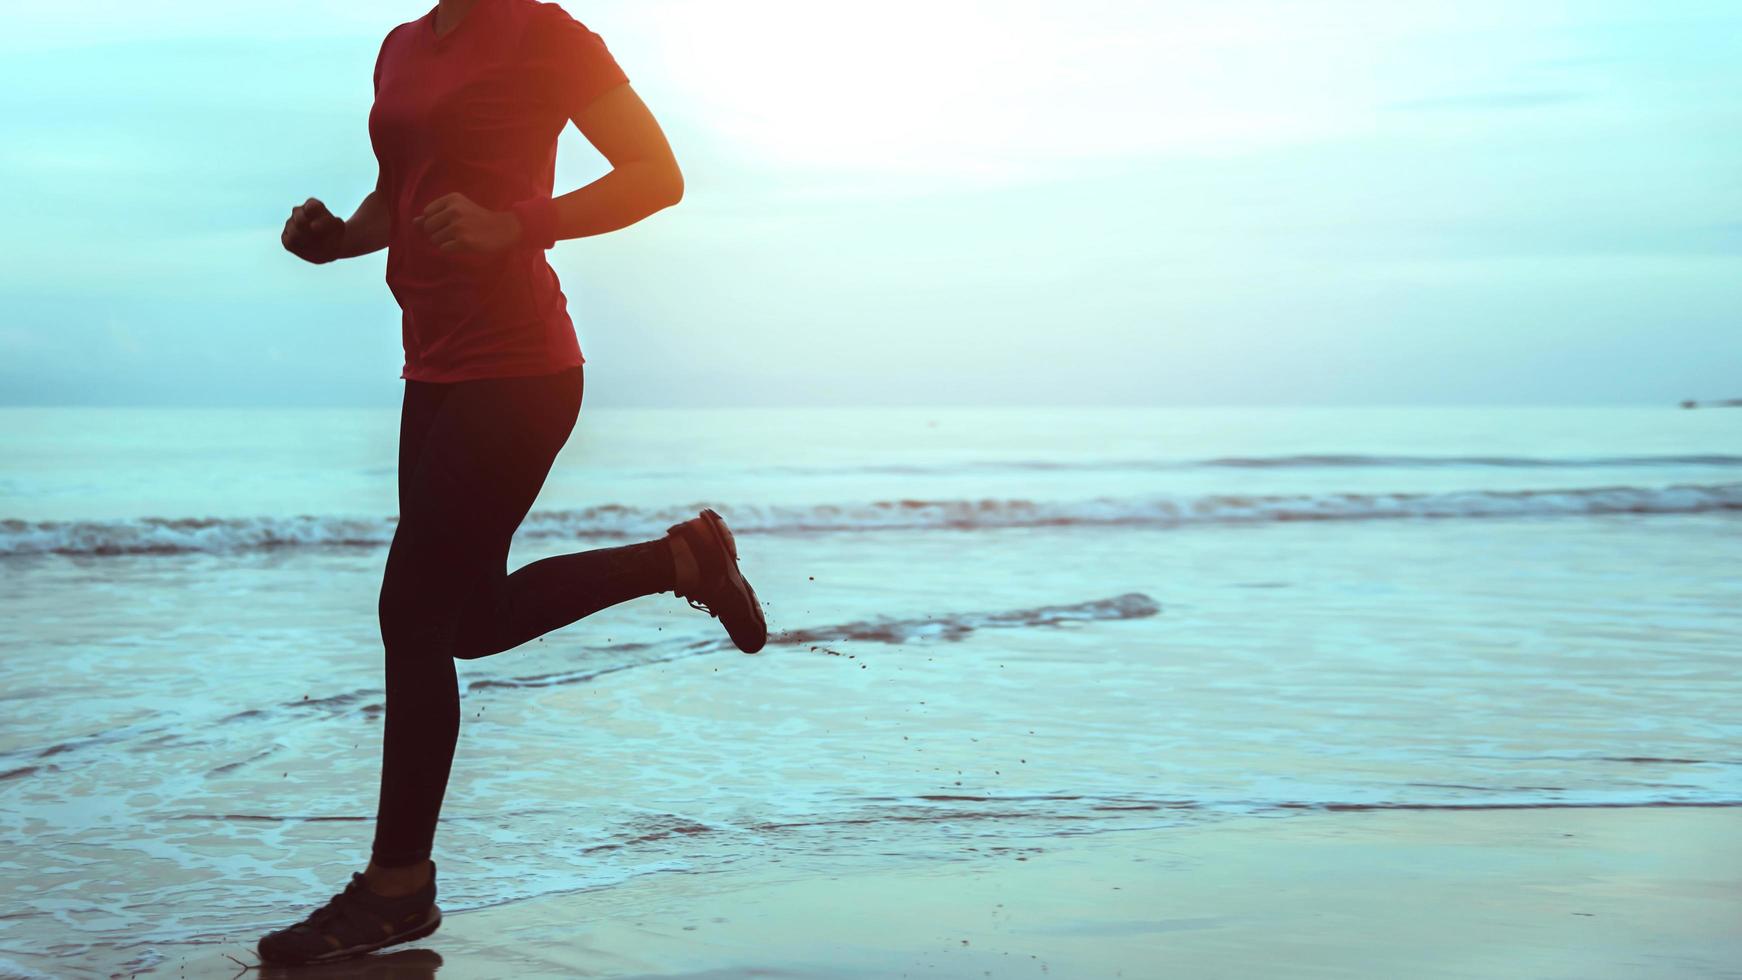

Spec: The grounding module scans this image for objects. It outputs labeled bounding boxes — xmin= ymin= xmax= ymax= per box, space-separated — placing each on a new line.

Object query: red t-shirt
xmin=369 ymin=0 xmax=628 ymax=382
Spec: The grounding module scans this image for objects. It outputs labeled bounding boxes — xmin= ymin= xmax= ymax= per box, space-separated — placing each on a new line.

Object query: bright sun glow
xmin=628 ymin=0 xmax=1394 ymax=179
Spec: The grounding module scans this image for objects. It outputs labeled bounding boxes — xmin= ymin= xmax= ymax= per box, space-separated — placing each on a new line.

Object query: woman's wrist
xmin=508 ymin=197 xmax=559 ymax=250
xmin=331 ymin=217 xmax=361 ymax=259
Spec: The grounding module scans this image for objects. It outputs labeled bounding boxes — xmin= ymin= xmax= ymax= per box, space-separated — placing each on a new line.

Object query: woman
xmin=265 ymin=0 xmax=765 ymax=964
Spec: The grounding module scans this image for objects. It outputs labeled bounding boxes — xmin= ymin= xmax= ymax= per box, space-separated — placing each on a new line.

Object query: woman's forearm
xmin=338 ymin=191 xmax=391 ymax=258
xmin=547 ymin=160 xmax=684 ymax=242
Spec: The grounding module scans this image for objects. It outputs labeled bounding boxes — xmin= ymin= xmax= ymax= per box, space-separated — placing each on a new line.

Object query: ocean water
xmin=1 ymin=405 xmax=1739 ymax=977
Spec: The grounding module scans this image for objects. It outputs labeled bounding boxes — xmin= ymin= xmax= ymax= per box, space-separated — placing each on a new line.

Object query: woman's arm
xmin=283 ymin=172 xmax=391 ymax=263
xmin=336 ymin=183 xmax=391 ymax=259
xmin=546 ymin=82 xmax=684 ymax=240
xmin=415 ymin=83 xmax=682 ymax=254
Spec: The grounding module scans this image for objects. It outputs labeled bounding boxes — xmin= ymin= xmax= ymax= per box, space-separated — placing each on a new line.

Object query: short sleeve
xmin=373 ymin=24 xmax=400 ymax=94
xmin=524 ymin=3 xmax=630 ymax=120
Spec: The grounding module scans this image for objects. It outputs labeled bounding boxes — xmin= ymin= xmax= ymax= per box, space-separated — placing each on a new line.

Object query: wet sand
xmin=141 ymin=806 xmax=1740 ymax=979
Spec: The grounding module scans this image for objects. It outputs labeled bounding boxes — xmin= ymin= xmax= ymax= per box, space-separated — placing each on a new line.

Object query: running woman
xmin=264 ymin=0 xmax=765 ymax=964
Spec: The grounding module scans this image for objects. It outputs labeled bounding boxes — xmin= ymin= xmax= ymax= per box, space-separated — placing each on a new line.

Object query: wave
xmin=1196 ymin=453 xmax=1742 ymax=470
xmin=150 ymin=793 xmax=1742 ymax=830
xmin=0 ymin=514 xmax=392 ymax=556
xmin=765 ymin=453 xmax=1742 ymax=476
xmin=773 ymin=591 xmax=1159 ymax=648
xmin=3 ymin=483 xmax=1738 ymax=557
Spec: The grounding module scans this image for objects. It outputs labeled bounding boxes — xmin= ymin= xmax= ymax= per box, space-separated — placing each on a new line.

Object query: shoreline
xmin=130 ymin=805 xmax=1741 ymax=979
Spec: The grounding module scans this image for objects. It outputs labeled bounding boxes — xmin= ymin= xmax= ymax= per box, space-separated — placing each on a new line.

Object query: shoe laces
xmin=685 ymin=595 xmax=717 ymax=618
xmin=301 ymin=875 xmax=365 ymax=931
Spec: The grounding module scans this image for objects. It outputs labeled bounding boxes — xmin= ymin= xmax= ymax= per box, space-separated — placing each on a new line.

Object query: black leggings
xmin=371 ymin=363 xmax=675 ymax=868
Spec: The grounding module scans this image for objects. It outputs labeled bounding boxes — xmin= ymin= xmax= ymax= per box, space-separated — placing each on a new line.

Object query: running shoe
xmin=667 ymin=508 xmax=767 ymax=653
xmin=256 ymin=865 xmax=442 ymax=965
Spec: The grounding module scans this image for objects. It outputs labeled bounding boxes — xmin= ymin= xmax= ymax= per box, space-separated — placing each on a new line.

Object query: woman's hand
xmin=282 ymin=197 xmax=347 ymax=264
xmin=413 ymin=193 xmax=523 ymax=254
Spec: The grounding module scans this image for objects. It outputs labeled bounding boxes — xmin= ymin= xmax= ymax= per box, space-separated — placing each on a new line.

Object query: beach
xmin=129 ymin=806 xmax=1742 ymax=978
xmin=1 ymin=405 xmax=1738 ymax=978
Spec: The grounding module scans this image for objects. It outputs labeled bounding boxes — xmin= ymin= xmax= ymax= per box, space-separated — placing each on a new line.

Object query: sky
xmin=1 ymin=0 xmax=1738 ymax=407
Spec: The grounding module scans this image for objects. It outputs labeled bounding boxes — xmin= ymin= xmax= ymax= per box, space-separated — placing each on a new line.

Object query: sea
xmin=1 ymin=404 xmax=1738 ymax=977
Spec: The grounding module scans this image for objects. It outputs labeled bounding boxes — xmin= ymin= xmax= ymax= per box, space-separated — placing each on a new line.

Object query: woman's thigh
xmin=419 ymin=368 xmax=580 ymax=535
xmin=382 ymin=367 xmax=584 ymax=641
xmin=397 ymin=379 xmax=451 ymax=518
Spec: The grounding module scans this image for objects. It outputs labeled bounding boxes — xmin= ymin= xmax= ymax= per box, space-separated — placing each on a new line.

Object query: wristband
xmin=508 ymin=197 xmax=559 ymax=250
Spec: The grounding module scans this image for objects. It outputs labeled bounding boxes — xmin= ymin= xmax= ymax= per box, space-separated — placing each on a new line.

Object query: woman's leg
xmin=370 ymin=365 xmax=675 ymax=874
xmin=449 ymin=539 xmax=676 ymax=659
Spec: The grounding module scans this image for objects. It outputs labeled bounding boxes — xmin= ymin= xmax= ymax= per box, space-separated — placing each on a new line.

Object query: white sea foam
xmin=0 ymin=956 xmax=63 ymax=980
xmin=2 ymin=483 xmax=1738 ymax=556
xmin=784 ymin=453 xmax=1742 ymax=475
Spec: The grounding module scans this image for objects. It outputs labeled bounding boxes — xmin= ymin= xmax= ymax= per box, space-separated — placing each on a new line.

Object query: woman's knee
xmin=377 ymin=579 xmax=430 ymax=653
xmin=378 ymin=510 xmax=508 ymax=660
xmin=377 ymin=536 xmax=450 ymax=652
xmin=379 ymin=564 xmax=498 ymax=661
xmin=448 ymin=592 xmax=505 ymax=660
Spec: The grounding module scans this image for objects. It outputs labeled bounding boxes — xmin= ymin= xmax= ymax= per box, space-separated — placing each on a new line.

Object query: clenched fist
xmin=282 ymin=198 xmax=346 ymax=264
xmin=413 ymin=193 xmax=523 ymax=254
